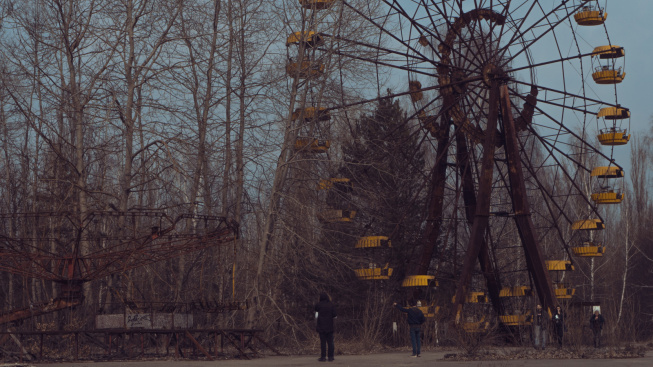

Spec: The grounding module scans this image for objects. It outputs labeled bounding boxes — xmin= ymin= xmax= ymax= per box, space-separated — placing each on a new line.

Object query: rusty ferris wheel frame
xmin=314 ymin=0 xmax=624 ymax=320
xmin=0 ymin=211 xmax=238 ymax=282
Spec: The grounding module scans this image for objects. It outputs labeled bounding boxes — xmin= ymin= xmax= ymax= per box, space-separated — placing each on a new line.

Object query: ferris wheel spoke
xmin=342 ymin=1 xmax=437 ymax=73
xmin=461 ymin=16 xmax=494 ymax=70
xmin=463 ymin=84 xmax=492 ymax=114
xmin=480 ymin=0 xmax=540 ymax=65
xmin=327 ymin=36 xmax=477 ymax=78
xmin=327 ymin=35 xmax=433 ymax=64
xmin=519 ymin=129 xmax=603 ymax=223
xmin=327 ymin=46 xmax=438 ymax=78
xmin=519 ymin=144 xmax=584 ymax=253
xmin=517 ymin=114 xmax=612 ymax=169
xmin=440 ymin=11 xmax=487 ymax=69
xmin=342 ymin=1 xmax=495 ymax=79
xmin=498 ymin=1 xmax=581 ymax=69
xmin=504 ymin=89 xmax=609 ymax=224
xmin=527 ymin=118 xmax=606 ymax=175
xmin=510 ymin=97 xmax=617 ymax=170
xmin=328 ymin=73 xmax=482 ymax=113
xmin=444 ymin=10 xmax=507 ymax=75
xmin=505 ymin=50 xmax=594 ymax=75
xmin=512 ymin=80 xmax=623 ymax=110
xmin=398 ymin=2 xmax=493 ymax=76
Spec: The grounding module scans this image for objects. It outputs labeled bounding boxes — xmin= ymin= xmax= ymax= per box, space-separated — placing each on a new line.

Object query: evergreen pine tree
xmin=341 ymin=96 xmax=427 ymax=281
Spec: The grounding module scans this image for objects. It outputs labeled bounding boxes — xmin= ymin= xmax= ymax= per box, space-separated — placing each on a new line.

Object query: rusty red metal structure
xmin=0 ymin=211 xmax=238 ymax=326
xmin=328 ymin=0 xmax=623 ymax=326
xmin=0 ymin=211 xmax=237 ymax=282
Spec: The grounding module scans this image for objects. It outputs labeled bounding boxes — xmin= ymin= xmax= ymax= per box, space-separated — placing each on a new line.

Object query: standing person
xmin=533 ymin=304 xmax=548 ymax=350
xmin=590 ymin=310 xmax=605 ymax=348
xmin=553 ymin=305 xmax=564 ymax=347
xmin=315 ymin=293 xmax=337 ymax=362
xmin=393 ymin=300 xmax=426 ymax=357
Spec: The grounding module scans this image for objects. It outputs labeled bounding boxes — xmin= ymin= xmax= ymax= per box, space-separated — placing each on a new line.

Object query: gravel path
xmin=29 ymin=349 xmax=653 ymax=367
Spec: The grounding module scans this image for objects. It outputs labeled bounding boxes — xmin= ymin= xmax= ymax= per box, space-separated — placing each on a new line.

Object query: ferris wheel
xmin=286 ymin=0 xmax=628 ymax=328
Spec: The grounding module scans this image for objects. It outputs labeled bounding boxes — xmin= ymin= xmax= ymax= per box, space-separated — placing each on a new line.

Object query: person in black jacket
xmin=315 ymin=293 xmax=337 ymax=362
xmin=533 ymin=304 xmax=548 ymax=350
xmin=590 ymin=310 xmax=605 ymax=348
xmin=394 ymin=300 xmax=426 ymax=357
xmin=553 ymin=305 xmax=564 ymax=347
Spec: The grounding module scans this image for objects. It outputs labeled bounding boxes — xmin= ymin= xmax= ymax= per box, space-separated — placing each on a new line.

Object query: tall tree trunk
xmin=222 ymin=0 xmax=234 ymax=215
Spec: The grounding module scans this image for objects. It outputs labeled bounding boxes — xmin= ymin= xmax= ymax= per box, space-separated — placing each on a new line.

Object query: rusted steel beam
xmin=0 ymin=297 xmax=82 ymax=325
xmin=219 ymin=330 xmax=250 ymax=360
xmin=499 ymin=84 xmax=558 ymax=315
xmin=452 ymin=81 xmax=500 ymax=324
xmin=417 ymin=117 xmax=452 ymax=275
xmin=454 ymin=128 xmax=504 ymax=316
xmin=175 ymin=332 xmax=180 ymax=358
xmin=214 ymin=333 xmax=219 ymax=358
xmin=0 ymin=214 xmax=238 ymax=282
xmin=185 ymin=330 xmax=213 ymax=361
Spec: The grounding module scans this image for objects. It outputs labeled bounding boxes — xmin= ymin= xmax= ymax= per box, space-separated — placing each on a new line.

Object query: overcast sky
xmin=604 ymin=1 xmax=652 ymax=134
xmin=577 ymin=1 xmax=650 ymax=174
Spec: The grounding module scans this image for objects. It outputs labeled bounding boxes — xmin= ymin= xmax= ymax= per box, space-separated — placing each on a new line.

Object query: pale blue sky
xmin=604 ymin=1 xmax=653 ymax=133
xmin=582 ymin=1 xmax=651 ymax=173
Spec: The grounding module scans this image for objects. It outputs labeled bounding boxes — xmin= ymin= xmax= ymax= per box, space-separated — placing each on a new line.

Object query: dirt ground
xmin=27 ymin=349 xmax=653 ymax=367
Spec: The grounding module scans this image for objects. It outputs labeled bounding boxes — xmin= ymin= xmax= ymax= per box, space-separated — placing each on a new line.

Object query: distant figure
xmin=315 ymin=293 xmax=337 ymax=362
xmin=394 ymin=300 xmax=426 ymax=357
xmin=533 ymin=304 xmax=548 ymax=350
xmin=553 ymin=306 xmax=565 ymax=347
xmin=590 ymin=310 xmax=605 ymax=348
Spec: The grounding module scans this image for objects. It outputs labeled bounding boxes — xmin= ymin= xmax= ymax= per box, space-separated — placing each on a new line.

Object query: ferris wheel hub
xmin=482 ymin=63 xmax=507 ymax=87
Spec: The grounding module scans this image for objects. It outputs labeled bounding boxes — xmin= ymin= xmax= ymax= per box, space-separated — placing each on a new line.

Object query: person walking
xmin=315 ymin=293 xmax=337 ymax=362
xmin=533 ymin=304 xmax=548 ymax=350
xmin=393 ymin=300 xmax=426 ymax=357
xmin=590 ymin=310 xmax=605 ymax=348
xmin=553 ymin=305 xmax=565 ymax=347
